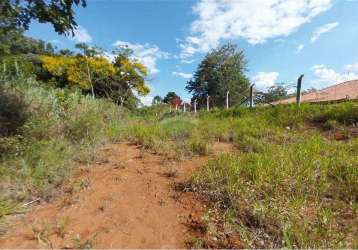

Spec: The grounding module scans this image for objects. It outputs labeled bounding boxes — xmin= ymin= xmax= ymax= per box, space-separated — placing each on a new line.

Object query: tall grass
xmin=189 ymin=103 xmax=358 ymax=248
xmin=1 ymin=78 xmax=356 ymax=247
xmin=0 ymin=78 xmax=128 ymax=214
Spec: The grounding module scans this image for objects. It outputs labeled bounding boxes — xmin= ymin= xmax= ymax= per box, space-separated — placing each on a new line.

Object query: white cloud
xmin=310 ymin=64 xmax=358 ymax=87
xmin=113 ymin=40 xmax=170 ymax=75
xmin=252 ymin=72 xmax=280 ymax=90
xmin=180 ymin=0 xmax=332 ymax=58
xmin=172 ymin=71 xmax=193 ymax=79
xmin=310 ymin=22 xmax=339 ymax=43
xmin=344 ymin=63 xmax=358 ymax=72
xmin=296 ymin=44 xmax=305 ymax=54
xmin=49 ymin=39 xmax=60 ymax=44
xmin=180 ymin=59 xmax=196 ymax=64
xmin=103 ymin=52 xmax=116 ymax=62
xmin=139 ymin=95 xmax=154 ymax=106
xmin=72 ymin=25 xmax=92 ymax=43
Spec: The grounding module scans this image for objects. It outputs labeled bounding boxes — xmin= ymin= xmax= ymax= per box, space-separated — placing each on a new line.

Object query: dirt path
xmin=0 ymin=143 xmax=232 ymax=248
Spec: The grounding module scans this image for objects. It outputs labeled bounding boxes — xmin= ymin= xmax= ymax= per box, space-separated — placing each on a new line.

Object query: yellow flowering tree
xmin=41 ymin=55 xmax=115 ymax=90
xmin=40 ymin=46 xmax=151 ymax=108
xmin=113 ymin=55 xmax=150 ymax=96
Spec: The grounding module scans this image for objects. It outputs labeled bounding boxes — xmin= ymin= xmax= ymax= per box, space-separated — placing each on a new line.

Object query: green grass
xmin=1 ymin=77 xmax=357 ymax=248
xmin=189 ymin=103 xmax=358 ymax=248
xmin=0 ymin=78 xmax=128 ymax=209
xmin=127 ymin=103 xmax=356 ymax=244
xmin=122 ymin=114 xmax=213 ymax=159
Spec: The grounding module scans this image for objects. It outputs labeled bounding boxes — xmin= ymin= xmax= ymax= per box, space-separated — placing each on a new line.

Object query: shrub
xmin=0 ymin=79 xmax=129 ymax=206
xmin=0 ymin=86 xmax=28 ymax=136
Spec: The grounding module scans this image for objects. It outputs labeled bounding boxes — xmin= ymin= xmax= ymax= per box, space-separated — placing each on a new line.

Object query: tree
xmin=0 ymin=0 xmax=86 ymax=34
xmin=302 ymin=87 xmax=317 ymax=94
xmin=40 ymin=45 xmax=151 ymax=109
xmin=152 ymin=96 xmax=163 ymax=105
xmin=59 ymin=49 xmax=74 ymax=56
xmin=112 ymin=46 xmax=150 ymax=96
xmin=169 ymin=96 xmax=182 ymax=109
xmin=186 ymin=43 xmax=249 ymax=108
xmin=0 ymin=28 xmax=55 ymax=56
xmin=75 ymin=42 xmax=103 ymax=97
xmin=75 ymin=43 xmax=103 ymax=58
xmin=255 ymin=85 xmax=289 ymax=104
xmin=40 ymin=55 xmax=115 ymax=91
xmin=163 ymin=92 xmax=179 ymax=104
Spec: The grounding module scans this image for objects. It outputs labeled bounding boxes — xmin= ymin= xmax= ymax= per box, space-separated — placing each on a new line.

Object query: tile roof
xmin=273 ymin=80 xmax=358 ymax=104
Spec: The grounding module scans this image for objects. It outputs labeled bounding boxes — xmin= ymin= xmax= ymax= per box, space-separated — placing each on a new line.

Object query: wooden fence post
xmin=14 ymin=60 xmax=19 ymax=76
xmin=226 ymin=91 xmax=229 ymax=109
xmin=120 ymin=96 xmax=123 ymax=106
xmin=296 ymin=74 xmax=304 ymax=106
xmin=183 ymin=102 xmax=186 ymax=112
xmin=249 ymin=84 xmax=254 ymax=108
xmin=207 ymin=95 xmax=210 ymax=112
xmin=194 ymin=99 xmax=197 ymax=113
xmin=2 ymin=61 xmax=6 ymax=81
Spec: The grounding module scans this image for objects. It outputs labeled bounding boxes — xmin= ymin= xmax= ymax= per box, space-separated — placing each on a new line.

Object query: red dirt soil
xmin=0 ymin=143 xmax=232 ymax=249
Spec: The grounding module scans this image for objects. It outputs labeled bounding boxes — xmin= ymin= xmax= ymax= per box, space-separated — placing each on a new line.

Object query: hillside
xmin=1 ymin=1 xmax=358 ymax=248
xmin=1 ymin=79 xmax=357 ymax=248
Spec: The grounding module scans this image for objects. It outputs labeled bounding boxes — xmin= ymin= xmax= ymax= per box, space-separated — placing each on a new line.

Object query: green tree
xmin=186 ymin=43 xmax=249 ymax=108
xmin=152 ymin=96 xmax=163 ymax=105
xmin=59 ymin=49 xmax=74 ymax=56
xmin=255 ymin=85 xmax=289 ymax=104
xmin=0 ymin=0 xmax=86 ymax=34
xmin=75 ymin=43 xmax=103 ymax=57
xmin=163 ymin=92 xmax=179 ymax=104
xmin=90 ymin=45 xmax=149 ymax=108
xmin=0 ymin=28 xmax=55 ymax=56
xmin=39 ymin=44 xmax=150 ymax=109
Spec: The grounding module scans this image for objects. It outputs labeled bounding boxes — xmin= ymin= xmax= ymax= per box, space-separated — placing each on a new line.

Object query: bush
xmin=0 ymin=79 xmax=129 ymax=206
xmin=0 ymin=86 xmax=28 ymax=136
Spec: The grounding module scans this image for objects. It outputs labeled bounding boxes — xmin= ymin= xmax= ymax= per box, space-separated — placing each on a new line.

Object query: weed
xmin=31 ymin=220 xmax=52 ymax=248
xmin=55 ymin=216 xmax=71 ymax=238
xmin=190 ymin=236 xmax=205 ymax=249
xmin=72 ymin=233 xmax=97 ymax=249
xmin=163 ymin=167 xmax=178 ymax=178
xmin=0 ymin=218 xmax=7 ymax=236
xmin=0 ymin=200 xmax=19 ymax=217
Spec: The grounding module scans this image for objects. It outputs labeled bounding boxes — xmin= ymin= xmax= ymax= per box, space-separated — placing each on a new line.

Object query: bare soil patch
xmin=0 ymin=142 xmax=232 ymax=248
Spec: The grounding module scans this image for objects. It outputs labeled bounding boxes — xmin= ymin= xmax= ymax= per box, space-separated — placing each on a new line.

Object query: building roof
xmin=273 ymin=80 xmax=358 ymax=104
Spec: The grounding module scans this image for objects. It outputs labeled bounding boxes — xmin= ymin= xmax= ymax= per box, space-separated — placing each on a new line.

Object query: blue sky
xmin=26 ymin=0 xmax=358 ymax=105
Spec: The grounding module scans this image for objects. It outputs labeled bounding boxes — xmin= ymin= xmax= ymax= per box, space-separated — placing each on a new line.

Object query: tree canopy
xmin=255 ymin=85 xmax=290 ymax=104
xmin=0 ymin=0 xmax=86 ymax=34
xmin=162 ymin=92 xmax=182 ymax=108
xmin=0 ymin=28 xmax=55 ymax=56
xmin=152 ymin=96 xmax=163 ymax=105
xmin=186 ymin=43 xmax=249 ymax=108
xmin=39 ymin=44 xmax=150 ymax=108
xmin=163 ymin=92 xmax=179 ymax=104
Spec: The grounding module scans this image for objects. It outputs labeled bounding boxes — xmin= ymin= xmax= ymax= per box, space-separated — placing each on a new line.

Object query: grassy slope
xmin=0 ymin=78 xmax=129 ymax=219
xmin=114 ymin=102 xmax=358 ymax=248
xmin=190 ymin=104 xmax=358 ymax=248
xmin=1 ymin=79 xmax=357 ymax=248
